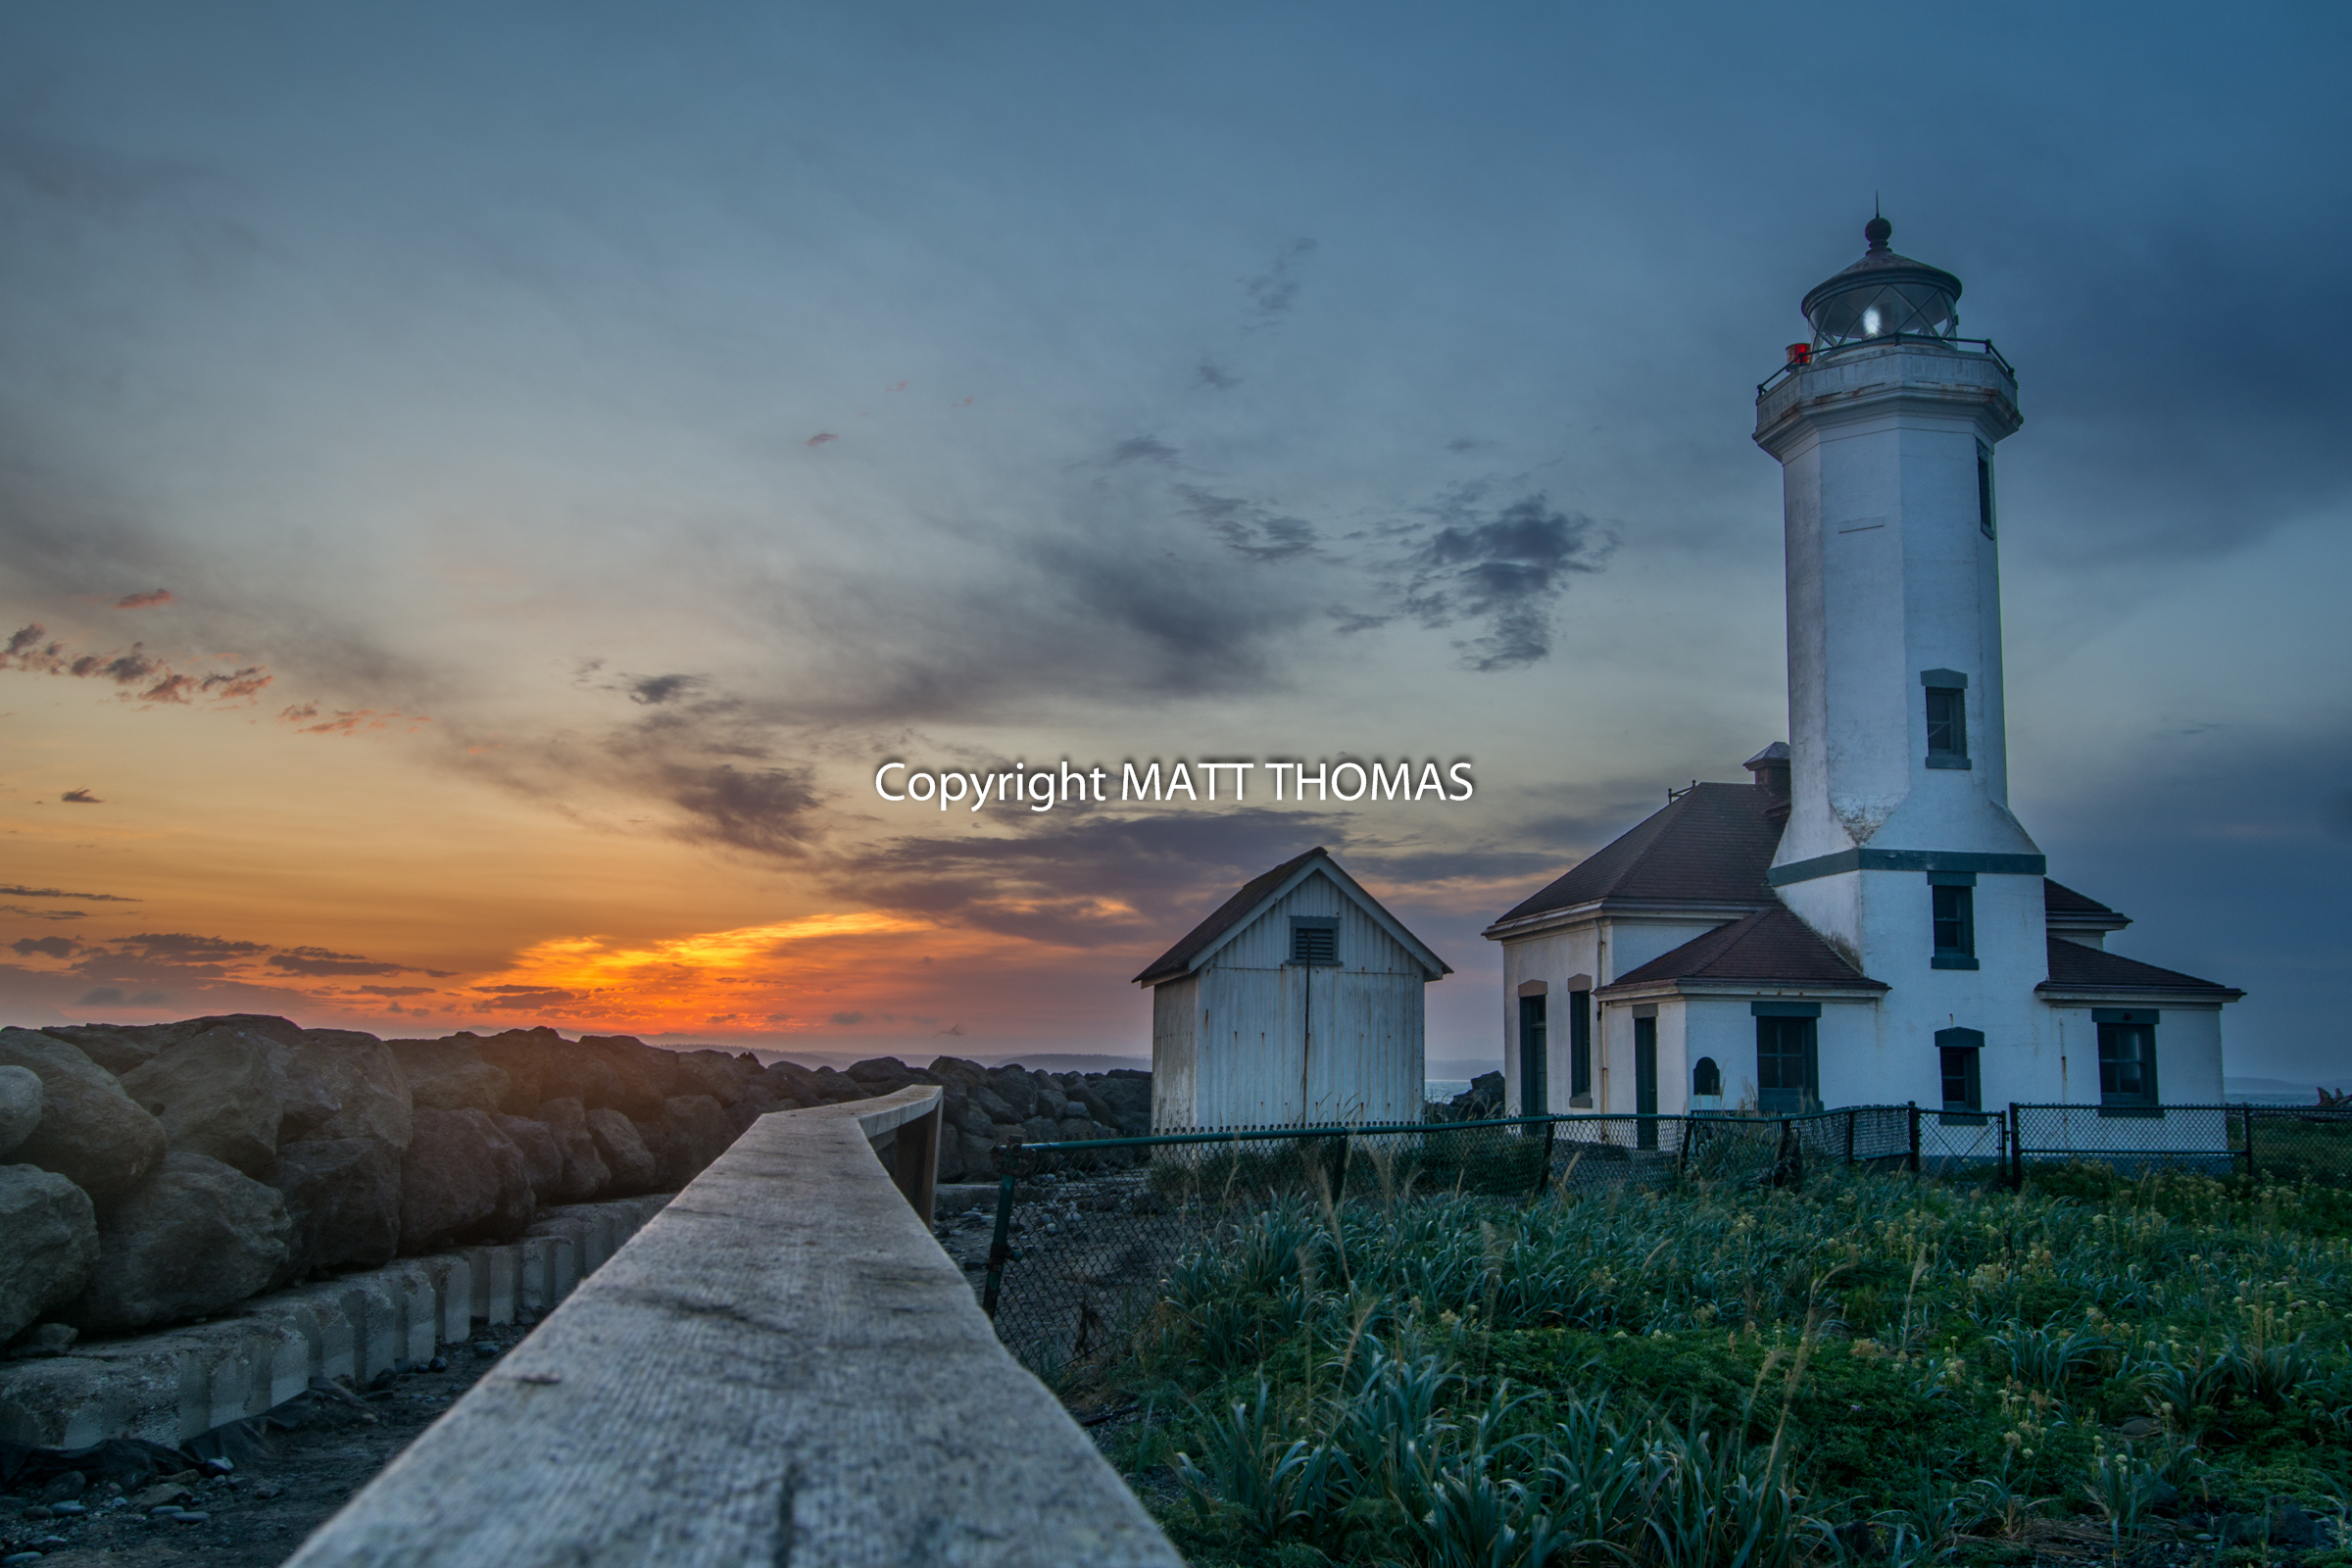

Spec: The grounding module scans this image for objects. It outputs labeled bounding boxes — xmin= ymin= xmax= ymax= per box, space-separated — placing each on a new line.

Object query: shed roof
xmin=1595 ymin=906 xmax=1886 ymax=995
xmin=1132 ymin=847 xmax=1451 ymax=986
xmin=1485 ymin=782 xmax=1783 ymax=934
xmin=2035 ymin=936 xmax=2241 ymax=1000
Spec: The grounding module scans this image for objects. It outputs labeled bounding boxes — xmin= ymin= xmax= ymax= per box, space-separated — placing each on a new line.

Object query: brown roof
xmin=1132 ymin=848 xmax=1449 ymax=987
xmin=1597 ymin=907 xmax=1886 ymax=994
xmin=2036 ymin=937 xmax=2240 ymax=999
xmin=2043 ymin=880 xmax=2120 ymax=917
xmin=1487 ymin=782 xmax=1783 ymax=931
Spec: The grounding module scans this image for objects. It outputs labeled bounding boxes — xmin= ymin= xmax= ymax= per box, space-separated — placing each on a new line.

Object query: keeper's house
xmin=1136 ymin=848 xmax=1450 ymax=1130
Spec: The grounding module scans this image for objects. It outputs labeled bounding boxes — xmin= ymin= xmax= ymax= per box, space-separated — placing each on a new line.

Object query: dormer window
xmin=1922 ymin=669 xmax=1969 ymax=769
xmin=1288 ymin=916 xmax=1339 ymax=966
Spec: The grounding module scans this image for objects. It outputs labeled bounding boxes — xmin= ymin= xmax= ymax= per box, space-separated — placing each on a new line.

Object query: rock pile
xmin=1 ymin=1016 xmax=1149 ymax=1350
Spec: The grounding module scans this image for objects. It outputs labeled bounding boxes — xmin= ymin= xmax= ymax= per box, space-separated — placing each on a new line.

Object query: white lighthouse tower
xmin=1753 ymin=214 xmax=2053 ymax=1102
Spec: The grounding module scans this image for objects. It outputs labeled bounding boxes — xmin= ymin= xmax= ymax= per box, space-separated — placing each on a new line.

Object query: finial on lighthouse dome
xmin=1800 ymin=211 xmax=1963 ymax=350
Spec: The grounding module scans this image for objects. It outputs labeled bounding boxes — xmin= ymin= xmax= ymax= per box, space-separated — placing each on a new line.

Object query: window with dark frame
xmin=1977 ymin=441 xmax=1997 ymax=538
xmin=1925 ymin=685 xmax=1968 ymax=761
xmin=1691 ymin=1056 xmax=1722 ymax=1098
xmin=1754 ymin=1014 xmax=1819 ymax=1113
xmin=1936 ymin=1025 xmax=1984 ymax=1118
xmin=1931 ymin=880 xmax=1978 ymax=969
xmin=1288 ymin=916 xmax=1339 ymax=966
xmin=1568 ymin=988 xmax=1592 ymax=1104
xmin=2098 ymin=1016 xmax=2158 ymax=1106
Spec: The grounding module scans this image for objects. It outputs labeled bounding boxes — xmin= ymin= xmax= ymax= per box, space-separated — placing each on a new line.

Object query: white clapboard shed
xmin=1135 ymin=847 xmax=1450 ymax=1130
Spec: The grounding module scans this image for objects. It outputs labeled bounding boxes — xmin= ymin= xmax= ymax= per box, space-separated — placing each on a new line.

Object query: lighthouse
xmin=1485 ymin=214 xmax=2238 ymax=1129
xmin=1751 ymin=215 xmax=2053 ymax=1103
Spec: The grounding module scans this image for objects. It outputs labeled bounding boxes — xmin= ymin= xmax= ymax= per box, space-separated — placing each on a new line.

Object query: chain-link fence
xmin=979 ymin=1105 xmax=1920 ymax=1371
xmin=2009 ymin=1102 xmax=2352 ymax=1183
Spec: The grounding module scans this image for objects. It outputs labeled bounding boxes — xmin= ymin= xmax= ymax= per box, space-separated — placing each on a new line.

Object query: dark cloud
xmin=478 ymin=989 xmax=577 ymax=1010
xmin=74 ymin=986 xmax=169 ymax=1007
xmin=268 ymin=947 xmax=409 ymax=977
xmin=1397 ymin=492 xmax=1610 ymax=671
xmin=0 ymin=884 xmax=137 ymax=902
xmin=116 ymin=588 xmax=172 ymax=609
xmin=1108 ymin=435 xmax=1179 ymax=466
xmin=660 ymin=762 xmax=822 ymax=859
xmin=113 ymin=932 xmax=270 ymax=962
xmin=0 ymin=905 xmax=88 ymax=921
xmin=1175 ymin=485 xmax=1317 ymax=564
xmin=356 ymin=984 xmax=435 ymax=997
xmin=1 ymin=624 xmax=270 ymax=706
xmin=1195 ymin=363 xmax=1238 ymax=391
xmin=626 ymin=673 xmax=703 ymax=706
xmin=1241 ymin=238 xmax=1315 ymax=319
xmin=10 ymin=935 xmax=77 ymax=958
xmin=60 ymin=787 xmax=101 ymax=804
xmin=829 ymin=1010 xmax=866 ymax=1026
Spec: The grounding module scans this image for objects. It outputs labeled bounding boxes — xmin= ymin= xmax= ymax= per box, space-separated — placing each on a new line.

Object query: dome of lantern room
xmin=1799 ymin=214 xmax=1965 ymax=349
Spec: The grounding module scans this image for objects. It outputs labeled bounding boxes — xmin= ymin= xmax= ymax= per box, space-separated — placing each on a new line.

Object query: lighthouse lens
xmin=1862 ymin=306 xmax=1883 ymax=336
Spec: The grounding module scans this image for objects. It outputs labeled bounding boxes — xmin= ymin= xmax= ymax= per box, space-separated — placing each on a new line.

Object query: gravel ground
xmin=0 ymin=1318 xmax=539 ymax=1568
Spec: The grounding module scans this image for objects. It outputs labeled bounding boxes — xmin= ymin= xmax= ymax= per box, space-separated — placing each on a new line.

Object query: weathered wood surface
xmin=284 ymin=1086 xmax=1182 ymax=1567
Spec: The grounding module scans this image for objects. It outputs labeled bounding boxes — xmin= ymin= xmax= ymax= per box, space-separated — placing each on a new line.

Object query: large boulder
xmin=287 ymin=1032 xmax=413 ymax=1149
xmin=576 ymin=1036 xmax=680 ymax=1119
xmin=0 ymin=1064 xmax=42 ymax=1158
xmin=584 ymin=1109 xmax=659 ymax=1195
xmin=0 ymin=1164 xmax=100 ymax=1343
xmin=68 ymin=1152 xmax=293 ymax=1334
xmin=0 ymin=1030 xmax=168 ymax=1210
xmin=668 ymin=1049 xmax=755 ymax=1106
xmin=398 ymin=1108 xmax=534 ymax=1253
xmin=531 ymin=1099 xmax=610 ymax=1202
xmin=119 ymin=1028 xmax=283 ymax=1176
xmin=987 ymin=1067 xmax=1041 ymax=1120
xmin=497 ymin=1114 xmax=564 ymax=1201
xmin=38 ymin=1025 xmax=160 ymax=1078
xmin=658 ymin=1095 xmax=736 ymax=1188
xmin=269 ymin=1137 xmax=403 ymax=1278
xmin=386 ymin=1039 xmax=512 ymax=1114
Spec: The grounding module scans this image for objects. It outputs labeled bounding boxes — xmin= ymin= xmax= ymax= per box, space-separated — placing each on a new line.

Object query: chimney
xmin=1742 ymin=742 xmax=1791 ymax=821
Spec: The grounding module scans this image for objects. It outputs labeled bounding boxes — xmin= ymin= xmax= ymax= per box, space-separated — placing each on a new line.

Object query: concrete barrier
xmin=282 ymin=1086 xmax=1182 ymax=1567
xmin=0 ymin=1194 xmax=671 ymax=1449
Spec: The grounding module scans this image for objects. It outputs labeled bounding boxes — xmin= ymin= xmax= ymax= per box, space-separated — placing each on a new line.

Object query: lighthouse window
xmin=1931 ymin=882 xmax=1977 ymax=968
xmin=1977 ymin=442 xmax=1997 ymax=538
xmin=2097 ymin=1017 xmax=2159 ymax=1107
xmin=1754 ymin=1015 xmax=1820 ymax=1113
xmin=1924 ymin=685 xmax=1969 ymax=766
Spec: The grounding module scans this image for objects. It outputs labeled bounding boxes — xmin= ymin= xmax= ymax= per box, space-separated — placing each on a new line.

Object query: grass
xmin=1080 ymin=1163 xmax=2352 ymax=1567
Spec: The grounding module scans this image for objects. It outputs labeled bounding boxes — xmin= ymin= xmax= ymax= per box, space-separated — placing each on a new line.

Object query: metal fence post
xmin=2243 ymin=1103 xmax=2257 ymax=1180
xmin=2007 ymin=1102 xmax=2023 ymax=1189
xmin=1844 ymin=1108 xmax=1857 ymax=1167
xmin=980 ymin=1163 xmax=1019 ymax=1320
xmin=1906 ymin=1102 xmax=1921 ymax=1174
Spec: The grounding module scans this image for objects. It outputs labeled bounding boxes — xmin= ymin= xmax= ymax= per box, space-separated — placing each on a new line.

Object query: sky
xmin=0 ymin=3 xmax=2346 ymax=1079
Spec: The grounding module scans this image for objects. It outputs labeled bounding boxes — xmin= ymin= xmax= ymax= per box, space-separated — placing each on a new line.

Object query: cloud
xmin=115 ymin=588 xmax=172 ymax=609
xmin=60 ymin=787 xmax=101 ymax=804
xmin=1175 ymin=485 xmax=1318 ymax=563
xmin=268 ymin=947 xmax=412 ymax=977
xmin=1241 ymin=238 xmax=1316 ymax=319
xmin=1195 ymin=363 xmax=1238 ymax=391
xmin=0 ymin=905 xmax=88 ymax=921
xmin=278 ymin=705 xmax=425 ymax=735
xmin=1397 ymin=491 xmax=1611 ymax=670
xmin=828 ymin=1009 xmax=866 ymax=1025
xmin=625 ymin=673 xmax=703 ymax=706
xmin=478 ymin=988 xmax=579 ymax=1010
xmin=806 ymin=431 xmax=836 ymax=447
xmin=356 ymin=984 xmax=436 ymax=997
xmin=1 ymin=625 xmax=270 ymax=707
xmin=0 ymin=883 xmax=138 ymax=902
xmin=112 ymin=932 xmax=271 ymax=963
xmin=74 ymin=986 xmax=169 ymax=1007
xmin=10 ymin=935 xmax=77 ymax=958
xmin=1108 ymin=435 xmax=1179 ymax=466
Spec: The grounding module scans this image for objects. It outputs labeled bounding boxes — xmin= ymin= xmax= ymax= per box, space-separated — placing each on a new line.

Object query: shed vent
xmin=1289 ymin=917 xmax=1339 ymax=966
